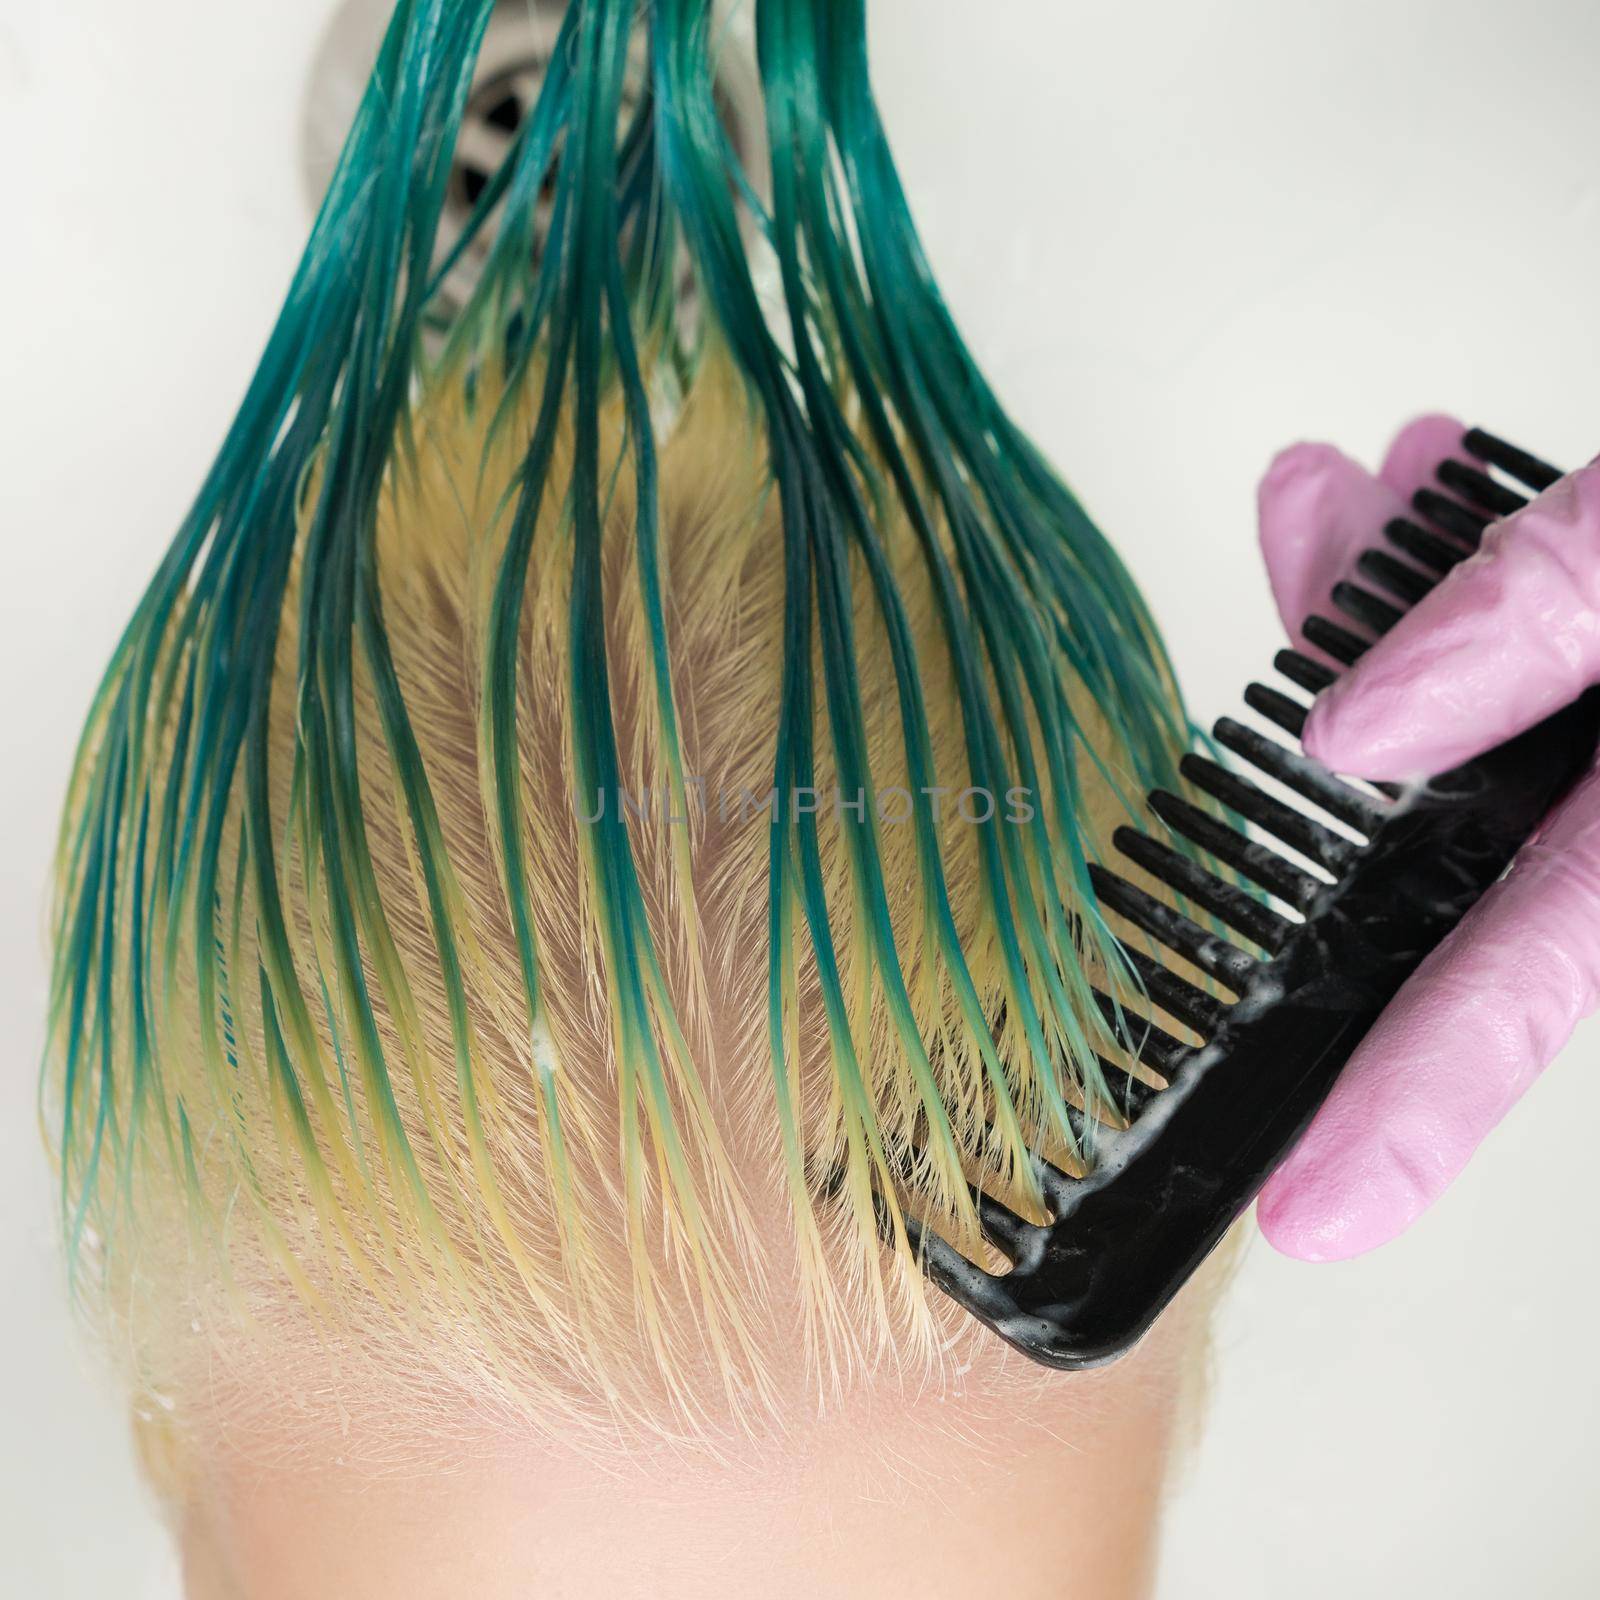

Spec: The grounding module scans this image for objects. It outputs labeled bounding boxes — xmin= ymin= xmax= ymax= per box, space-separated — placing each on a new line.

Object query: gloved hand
xmin=1251 ymin=416 xmax=1600 ymax=1261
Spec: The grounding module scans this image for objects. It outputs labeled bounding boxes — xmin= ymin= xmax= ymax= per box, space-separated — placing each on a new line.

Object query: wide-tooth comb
xmin=906 ymin=427 xmax=1600 ymax=1369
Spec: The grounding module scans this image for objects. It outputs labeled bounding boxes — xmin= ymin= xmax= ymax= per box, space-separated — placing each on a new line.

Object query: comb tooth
xmin=1356 ymin=549 xmax=1434 ymax=606
xmin=1436 ymin=457 xmax=1527 ymax=519
xmin=1462 ymin=427 xmax=1562 ymax=493
xmin=900 ymin=1211 xmax=1000 ymax=1289
xmin=1243 ymin=688 xmax=1404 ymax=803
xmin=971 ymin=1186 xmax=1033 ymax=1258
xmin=1147 ymin=789 xmax=1322 ymax=911
xmin=978 ymin=1004 xmax=1155 ymax=1130
xmin=1413 ymin=487 xmax=1488 ymax=546
xmin=1112 ymin=826 xmax=1292 ymax=953
xmin=898 ymin=1204 xmax=927 ymax=1252
xmin=1095 ymin=1057 xmax=1162 ymax=1120
xmin=1274 ymin=648 xmax=1337 ymax=696
xmin=1301 ymin=614 xmax=1368 ymax=667
xmin=1180 ymin=754 xmax=1358 ymax=878
xmin=1025 ymin=1152 xmax=1079 ymax=1216
xmin=1243 ymin=682 xmax=1307 ymax=738
xmin=1385 ymin=516 xmax=1467 ymax=576
xmin=1092 ymin=984 xmax=1191 ymax=1075
xmin=1146 ymin=798 xmax=1290 ymax=901
xmin=1089 ymin=863 xmax=1261 ymax=994
xmin=1218 ymin=712 xmax=1386 ymax=836
xmin=1115 ymin=942 xmax=1225 ymax=1037
xmin=1331 ymin=580 xmax=1404 ymax=636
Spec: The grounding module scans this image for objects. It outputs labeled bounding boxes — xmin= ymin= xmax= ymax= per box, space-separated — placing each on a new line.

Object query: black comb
xmin=907 ymin=427 xmax=1600 ymax=1369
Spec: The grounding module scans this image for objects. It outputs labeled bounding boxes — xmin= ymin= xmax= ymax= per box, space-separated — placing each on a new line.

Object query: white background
xmin=4 ymin=1 xmax=1600 ymax=1594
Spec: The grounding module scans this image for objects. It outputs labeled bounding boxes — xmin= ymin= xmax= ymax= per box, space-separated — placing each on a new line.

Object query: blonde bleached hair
xmin=44 ymin=0 xmax=1199 ymax=1444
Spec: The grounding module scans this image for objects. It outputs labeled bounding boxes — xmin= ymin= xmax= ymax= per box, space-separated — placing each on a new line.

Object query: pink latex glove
xmin=1253 ymin=417 xmax=1600 ymax=1261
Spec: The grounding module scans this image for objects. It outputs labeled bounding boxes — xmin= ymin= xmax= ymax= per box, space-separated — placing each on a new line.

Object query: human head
xmin=44 ymin=1 xmax=1226 ymax=1587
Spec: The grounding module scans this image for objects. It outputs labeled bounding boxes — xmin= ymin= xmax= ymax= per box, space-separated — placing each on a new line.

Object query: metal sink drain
xmin=301 ymin=0 xmax=765 ymax=317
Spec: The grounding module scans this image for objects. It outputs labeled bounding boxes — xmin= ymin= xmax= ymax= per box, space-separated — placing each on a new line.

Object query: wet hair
xmin=45 ymin=0 xmax=1191 ymax=1436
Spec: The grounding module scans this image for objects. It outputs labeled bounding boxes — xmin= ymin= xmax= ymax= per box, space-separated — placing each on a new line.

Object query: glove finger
xmin=1304 ymin=455 xmax=1600 ymax=781
xmin=1257 ymin=415 xmax=1468 ymax=653
xmin=1257 ymin=763 xmax=1600 ymax=1262
xmin=1376 ymin=411 xmax=1476 ymax=502
xmin=1258 ymin=444 xmax=1403 ymax=653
